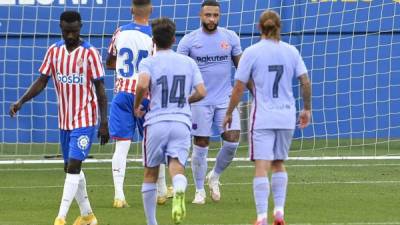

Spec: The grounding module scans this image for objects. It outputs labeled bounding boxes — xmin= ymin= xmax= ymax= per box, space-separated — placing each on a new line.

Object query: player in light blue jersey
xmin=134 ymin=18 xmax=206 ymax=225
xmin=177 ymin=0 xmax=242 ymax=204
xmin=223 ymin=10 xmax=311 ymax=225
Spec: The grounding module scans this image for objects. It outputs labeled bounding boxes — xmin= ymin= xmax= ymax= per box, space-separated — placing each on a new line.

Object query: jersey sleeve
xmin=88 ymin=47 xmax=105 ymax=80
xmin=107 ymin=27 xmax=120 ymax=57
xmin=138 ymin=57 xmax=152 ymax=76
xmin=234 ymin=49 xmax=253 ymax=83
xmin=177 ymin=34 xmax=191 ymax=56
xmin=190 ymin=58 xmax=204 ymax=86
xmin=293 ymin=46 xmax=308 ymax=77
xmin=230 ymin=31 xmax=242 ymax=57
xmin=38 ymin=45 xmax=54 ymax=76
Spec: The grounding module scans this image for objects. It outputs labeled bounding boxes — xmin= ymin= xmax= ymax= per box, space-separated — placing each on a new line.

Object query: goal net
xmin=1 ymin=0 xmax=400 ymax=162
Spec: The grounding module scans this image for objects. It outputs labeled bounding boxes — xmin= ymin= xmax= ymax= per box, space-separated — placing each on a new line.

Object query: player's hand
xmin=9 ymin=102 xmax=22 ymax=117
xmin=134 ymin=106 xmax=145 ymax=118
xmin=97 ymin=121 xmax=110 ymax=145
xmin=223 ymin=114 xmax=233 ymax=131
xmin=298 ymin=110 xmax=311 ymax=129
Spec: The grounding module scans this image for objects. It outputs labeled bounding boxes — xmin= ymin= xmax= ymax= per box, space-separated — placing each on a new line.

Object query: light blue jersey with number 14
xmin=139 ymin=49 xmax=204 ymax=128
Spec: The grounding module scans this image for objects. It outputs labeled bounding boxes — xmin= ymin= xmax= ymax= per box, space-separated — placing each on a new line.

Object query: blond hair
xmin=259 ymin=10 xmax=281 ymax=41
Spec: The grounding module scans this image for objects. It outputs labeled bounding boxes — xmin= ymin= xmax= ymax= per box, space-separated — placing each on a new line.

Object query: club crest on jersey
xmin=192 ymin=124 xmax=198 ymax=130
xmin=77 ymin=135 xmax=90 ymax=150
xmin=77 ymin=58 xmax=83 ymax=68
xmin=220 ymin=41 xmax=230 ymax=50
xmin=57 ymin=72 xmax=84 ymax=85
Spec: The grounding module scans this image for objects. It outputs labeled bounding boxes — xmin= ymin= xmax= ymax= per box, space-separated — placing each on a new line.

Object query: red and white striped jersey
xmin=108 ymin=22 xmax=153 ymax=94
xmin=39 ymin=40 xmax=105 ymax=130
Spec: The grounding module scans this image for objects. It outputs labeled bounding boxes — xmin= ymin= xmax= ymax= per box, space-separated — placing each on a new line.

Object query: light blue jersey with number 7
xmin=235 ymin=39 xmax=308 ymax=129
xmin=138 ymin=49 xmax=204 ymax=128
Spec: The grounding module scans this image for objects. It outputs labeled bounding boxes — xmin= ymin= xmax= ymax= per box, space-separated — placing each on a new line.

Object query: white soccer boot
xmin=206 ymin=170 xmax=221 ymax=202
xmin=191 ymin=189 xmax=206 ymax=204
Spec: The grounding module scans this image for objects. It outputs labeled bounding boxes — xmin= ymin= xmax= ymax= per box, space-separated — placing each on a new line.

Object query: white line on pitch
xmin=191 ymin=223 xmax=400 ymax=225
xmin=288 ymin=223 xmax=400 ymax=225
xmin=1 ymin=163 xmax=400 ymax=172
xmin=0 ymin=180 xmax=399 ymax=190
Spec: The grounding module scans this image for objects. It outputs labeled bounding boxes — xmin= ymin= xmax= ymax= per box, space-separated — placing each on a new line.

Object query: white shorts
xmin=249 ymin=129 xmax=294 ymax=161
xmin=142 ymin=121 xmax=191 ymax=168
xmin=191 ymin=104 xmax=241 ymax=137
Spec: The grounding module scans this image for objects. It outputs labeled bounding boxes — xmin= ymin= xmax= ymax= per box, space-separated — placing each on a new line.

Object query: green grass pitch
xmin=1 ymin=157 xmax=400 ymax=225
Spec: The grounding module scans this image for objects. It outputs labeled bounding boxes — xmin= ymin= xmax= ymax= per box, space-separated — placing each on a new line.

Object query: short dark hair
xmin=201 ymin=0 xmax=220 ymax=8
xmin=133 ymin=0 xmax=151 ymax=6
xmin=151 ymin=17 xmax=176 ymax=49
xmin=60 ymin=11 xmax=81 ymax=23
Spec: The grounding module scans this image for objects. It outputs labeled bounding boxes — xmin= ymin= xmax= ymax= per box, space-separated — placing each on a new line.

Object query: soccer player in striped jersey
xmin=134 ymin=18 xmax=206 ymax=225
xmin=9 ymin=11 xmax=109 ymax=225
xmin=177 ymin=0 xmax=242 ymax=204
xmin=223 ymin=10 xmax=312 ymax=225
xmin=106 ymin=0 xmax=170 ymax=207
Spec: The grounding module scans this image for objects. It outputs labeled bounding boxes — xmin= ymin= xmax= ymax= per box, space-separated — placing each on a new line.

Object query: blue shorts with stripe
xmin=60 ymin=126 xmax=96 ymax=162
xmin=109 ymin=92 xmax=149 ymax=140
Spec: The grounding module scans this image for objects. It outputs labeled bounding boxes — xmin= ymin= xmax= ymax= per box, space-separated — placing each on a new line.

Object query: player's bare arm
xmin=94 ymin=79 xmax=110 ymax=145
xmin=232 ymin=54 xmax=241 ymax=68
xmin=298 ymin=73 xmax=311 ymax=129
xmin=9 ymin=74 xmax=49 ymax=117
xmin=223 ymin=80 xmax=246 ymax=129
xmin=246 ymin=78 xmax=254 ymax=96
xmin=134 ymin=72 xmax=150 ymax=118
xmin=188 ymin=83 xmax=207 ymax=104
xmin=106 ymin=54 xmax=117 ymax=70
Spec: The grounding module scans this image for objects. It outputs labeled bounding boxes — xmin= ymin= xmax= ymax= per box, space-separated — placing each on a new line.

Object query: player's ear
xmin=172 ymin=36 xmax=176 ymax=45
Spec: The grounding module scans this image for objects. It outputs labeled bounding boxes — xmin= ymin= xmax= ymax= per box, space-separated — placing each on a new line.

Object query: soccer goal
xmin=1 ymin=0 xmax=400 ymax=163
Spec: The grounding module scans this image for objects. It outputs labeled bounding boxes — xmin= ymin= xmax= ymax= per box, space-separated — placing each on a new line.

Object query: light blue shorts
xmin=249 ymin=129 xmax=294 ymax=161
xmin=191 ymin=103 xmax=240 ymax=137
xmin=142 ymin=121 xmax=191 ymax=168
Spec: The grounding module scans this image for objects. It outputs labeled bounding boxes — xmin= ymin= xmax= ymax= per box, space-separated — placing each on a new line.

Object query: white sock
xmin=214 ymin=141 xmax=239 ymax=175
xmin=172 ymin=174 xmax=187 ymax=193
xmin=271 ymin=171 xmax=288 ymax=216
xmin=157 ymin=164 xmax=167 ymax=196
xmin=75 ymin=171 xmax=93 ymax=217
xmin=142 ymin=183 xmax=158 ymax=225
xmin=112 ymin=140 xmax=131 ymax=200
xmin=191 ymin=145 xmax=208 ymax=191
xmin=57 ymin=173 xmax=80 ymax=219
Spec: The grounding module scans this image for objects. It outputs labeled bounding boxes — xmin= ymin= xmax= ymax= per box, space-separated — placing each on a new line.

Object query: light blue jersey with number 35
xmin=108 ymin=23 xmax=153 ymax=94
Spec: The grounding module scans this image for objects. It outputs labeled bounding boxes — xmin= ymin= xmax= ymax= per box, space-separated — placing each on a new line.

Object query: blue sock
xmin=214 ymin=141 xmax=239 ymax=175
xmin=191 ymin=145 xmax=208 ymax=191
xmin=271 ymin=172 xmax=288 ymax=213
xmin=172 ymin=174 xmax=187 ymax=193
xmin=142 ymin=183 xmax=158 ymax=225
xmin=253 ymin=177 xmax=270 ymax=216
